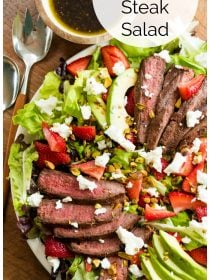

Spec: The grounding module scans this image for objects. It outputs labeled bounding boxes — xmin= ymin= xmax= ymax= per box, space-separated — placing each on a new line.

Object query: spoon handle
xmin=3 ymin=93 xmax=27 ymax=210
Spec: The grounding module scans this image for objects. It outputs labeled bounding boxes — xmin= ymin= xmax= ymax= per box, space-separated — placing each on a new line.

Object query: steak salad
xmin=8 ymin=30 xmax=207 ymax=280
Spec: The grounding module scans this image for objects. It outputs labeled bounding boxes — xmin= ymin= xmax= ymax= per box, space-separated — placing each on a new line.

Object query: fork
xmin=3 ymin=9 xmax=53 ymax=209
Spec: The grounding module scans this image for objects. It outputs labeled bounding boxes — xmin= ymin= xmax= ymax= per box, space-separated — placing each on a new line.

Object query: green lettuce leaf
xmin=68 ymin=256 xmax=97 ymax=280
xmin=88 ymin=46 xmax=102 ymax=70
xmin=148 ymin=176 xmax=168 ymax=196
xmin=170 ymin=211 xmax=190 ymax=227
xmin=38 ymin=71 xmax=62 ymax=100
xmin=109 ymin=148 xmax=133 ymax=169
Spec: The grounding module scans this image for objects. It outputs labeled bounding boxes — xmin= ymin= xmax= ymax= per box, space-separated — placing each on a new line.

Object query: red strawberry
xmin=102 ymin=91 xmax=109 ymax=103
xmin=72 ymin=160 xmax=105 ymax=180
xmin=169 ymin=191 xmax=206 ymax=213
xmin=178 ymin=74 xmax=205 ymax=101
xmin=101 ymin=45 xmax=130 ymax=77
xmin=45 ymin=236 xmax=73 ymax=258
xmin=151 ymin=158 xmax=169 ymax=180
xmin=34 ymin=141 xmax=71 ymax=168
xmin=125 ymin=87 xmax=135 ymax=117
xmin=145 ymin=204 xmax=176 ymax=221
xmin=182 ymin=162 xmax=205 ymax=193
xmin=85 ymin=260 xmax=92 ymax=272
xmin=72 ymin=126 xmax=96 ymax=141
xmin=195 ymin=206 xmax=207 ymax=222
xmin=188 ymin=247 xmax=207 ymax=267
xmin=66 ymin=55 xmax=92 ymax=77
xmin=175 ymin=152 xmax=193 ymax=177
xmin=138 ymin=193 xmax=151 ymax=208
xmin=126 ymin=174 xmax=143 ymax=202
xmin=42 ymin=122 xmax=66 ymax=153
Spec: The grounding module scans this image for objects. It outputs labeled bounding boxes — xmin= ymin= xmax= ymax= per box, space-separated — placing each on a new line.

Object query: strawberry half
xmin=45 ymin=236 xmax=73 ymax=258
xmin=72 ymin=126 xmax=96 ymax=141
xmin=144 ymin=204 xmax=176 ymax=221
xmin=126 ymin=174 xmax=143 ymax=202
xmin=42 ymin=122 xmax=66 ymax=153
xmin=195 ymin=206 xmax=207 ymax=222
xmin=34 ymin=141 xmax=71 ymax=168
xmin=66 ymin=55 xmax=92 ymax=77
xmin=188 ymin=247 xmax=207 ymax=267
xmin=101 ymin=45 xmax=130 ymax=77
xmin=72 ymin=160 xmax=105 ymax=180
xmin=151 ymin=158 xmax=169 ymax=180
xmin=125 ymin=87 xmax=135 ymax=117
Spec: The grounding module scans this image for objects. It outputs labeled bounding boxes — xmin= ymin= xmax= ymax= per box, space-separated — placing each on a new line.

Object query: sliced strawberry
xmin=66 ymin=55 xmax=92 ymax=77
xmin=102 ymin=92 xmax=109 ymax=103
xmin=144 ymin=204 xmax=176 ymax=221
xmin=101 ymin=45 xmax=130 ymax=77
xmin=182 ymin=162 xmax=205 ymax=193
xmin=72 ymin=160 xmax=105 ymax=180
xmin=151 ymin=158 xmax=169 ymax=180
xmin=188 ymin=247 xmax=207 ymax=267
xmin=195 ymin=206 xmax=207 ymax=222
xmin=175 ymin=152 xmax=194 ymax=177
xmin=167 ymin=232 xmax=182 ymax=243
xmin=72 ymin=126 xmax=96 ymax=141
xmin=169 ymin=191 xmax=206 ymax=213
xmin=131 ymin=250 xmax=144 ymax=266
xmin=178 ymin=74 xmax=205 ymax=100
xmin=85 ymin=260 xmax=92 ymax=272
xmin=125 ymin=87 xmax=135 ymax=117
xmin=199 ymin=138 xmax=207 ymax=161
xmin=34 ymin=141 xmax=71 ymax=168
xmin=126 ymin=174 xmax=143 ymax=202
xmin=42 ymin=122 xmax=66 ymax=153
xmin=45 ymin=236 xmax=73 ymax=258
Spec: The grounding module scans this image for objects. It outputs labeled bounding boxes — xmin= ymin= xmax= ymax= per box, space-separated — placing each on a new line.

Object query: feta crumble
xmin=197 ymin=170 xmax=207 ymax=187
xmin=126 ymin=182 xmax=133 ymax=189
xmin=97 ymin=140 xmax=107 ymax=150
xmin=129 ymin=264 xmax=144 ymax=278
xmin=62 ymin=196 xmax=73 ymax=203
xmin=35 ymin=96 xmax=58 ymax=116
xmin=191 ymin=138 xmax=201 ymax=153
xmin=146 ymin=187 xmax=159 ymax=197
xmin=99 ymin=239 xmax=105 ymax=244
xmin=80 ymin=105 xmax=92 ymax=120
xmin=181 ymin=236 xmax=191 ymax=244
xmin=175 ymin=65 xmax=183 ymax=69
xmin=77 ymin=175 xmax=97 ymax=191
xmin=195 ymin=52 xmax=207 ymax=68
xmin=138 ymin=147 xmax=163 ymax=172
xmin=111 ymin=171 xmax=125 ymax=179
xmin=116 ymin=227 xmax=144 ymax=255
xmin=27 ymin=191 xmax=43 ymax=207
xmin=154 ymin=50 xmax=171 ymax=63
xmin=65 ymin=116 xmax=73 ymax=125
xmin=50 ymin=123 xmax=72 ymax=140
xmin=47 ymin=256 xmax=60 ymax=273
xmin=95 ymin=153 xmax=110 ymax=167
xmin=87 ymin=257 xmax=92 ymax=264
xmin=186 ymin=110 xmax=202 ymax=128
xmin=94 ymin=208 xmax=107 ymax=215
xmin=144 ymin=90 xmax=154 ymax=98
xmin=153 ymin=203 xmax=166 ymax=210
xmin=84 ymin=77 xmax=107 ymax=95
xmin=70 ymin=222 xmax=79 ymax=228
xmin=164 ymin=152 xmax=186 ymax=175
xmin=55 ymin=200 xmax=63 ymax=209
xmin=197 ymin=186 xmax=207 ymax=204
xmin=112 ymin=61 xmax=126 ymax=76
xmin=145 ymin=73 xmax=152 ymax=80
xmin=101 ymin=258 xmax=111 ymax=269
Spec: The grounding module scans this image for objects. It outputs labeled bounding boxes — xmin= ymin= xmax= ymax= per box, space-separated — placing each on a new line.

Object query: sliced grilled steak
xmin=99 ymin=257 xmax=128 ymax=280
xmin=179 ymin=117 xmax=207 ymax=150
xmin=132 ymin=226 xmax=153 ymax=244
xmin=134 ymin=56 xmax=166 ymax=144
xmin=54 ymin=213 xmax=139 ymax=239
xmin=38 ymin=169 xmax=125 ymax=203
xmin=146 ymin=67 xmax=194 ymax=150
xmin=70 ymin=236 xmax=121 ymax=256
xmin=38 ymin=199 xmax=122 ymax=225
xmin=160 ymin=79 xmax=207 ymax=151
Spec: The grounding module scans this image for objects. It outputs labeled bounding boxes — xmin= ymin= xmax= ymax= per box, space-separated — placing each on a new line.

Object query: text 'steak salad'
xmin=8 ymin=29 xmax=207 ymax=280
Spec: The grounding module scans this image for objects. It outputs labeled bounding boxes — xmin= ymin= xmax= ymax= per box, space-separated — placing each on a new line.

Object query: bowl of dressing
xmin=35 ymin=0 xmax=111 ymax=44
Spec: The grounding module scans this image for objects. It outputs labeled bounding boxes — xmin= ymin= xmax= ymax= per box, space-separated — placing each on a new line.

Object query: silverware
xmin=3 ymin=56 xmax=20 ymax=110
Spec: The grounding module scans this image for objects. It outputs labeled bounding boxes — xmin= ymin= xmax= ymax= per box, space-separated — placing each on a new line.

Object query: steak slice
xmin=38 ymin=169 xmax=125 ymax=203
xmin=160 ymin=79 xmax=207 ymax=151
xmin=132 ymin=226 xmax=153 ymax=244
xmin=99 ymin=257 xmax=128 ymax=280
xmin=146 ymin=67 xmax=194 ymax=150
xmin=54 ymin=213 xmax=139 ymax=239
xmin=38 ymin=199 xmax=122 ymax=225
xmin=134 ymin=55 xmax=166 ymax=144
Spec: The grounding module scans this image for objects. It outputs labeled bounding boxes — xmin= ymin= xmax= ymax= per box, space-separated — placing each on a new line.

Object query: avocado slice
xmin=152 ymin=234 xmax=195 ymax=280
xmin=159 ymin=231 xmax=207 ymax=280
xmin=141 ymin=254 xmax=162 ymax=280
xmin=87 ymin=94 xmax=107 ymax=129
xmin=106 ymin=68 xmax=137 ymax=132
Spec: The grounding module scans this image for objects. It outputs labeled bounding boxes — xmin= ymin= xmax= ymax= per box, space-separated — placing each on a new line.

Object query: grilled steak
xmin=38 ymin=199 xmax=122 ymax=225
xmin=38 ymin=169 xmax=125 ymax=202
xmin=132 ymin=226 xmax=153 ymax=243
xmin=146 ymin=67 xmax=194 ymax=150
xmin=99 ymin=257 xmax=128 ymax=280
xmin=160 ymin=79 xmax=207 ymax=151
xmin=54 ymin=213 xmax=139 ymax=239
xmin=134 ymin=55 xmax=166 ymax=144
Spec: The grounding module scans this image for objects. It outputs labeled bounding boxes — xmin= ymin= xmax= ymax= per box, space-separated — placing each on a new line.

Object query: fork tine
xmin=23 ymin=8 xmax=33 ymax=38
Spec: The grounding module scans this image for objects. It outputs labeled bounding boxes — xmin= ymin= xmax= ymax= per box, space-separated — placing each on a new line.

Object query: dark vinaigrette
xmin=49 ymin=0 xmax=105 ymax=35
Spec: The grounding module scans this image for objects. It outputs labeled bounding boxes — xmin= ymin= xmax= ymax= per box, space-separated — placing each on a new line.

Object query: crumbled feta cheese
xmin=97 ymin=140 xmax=107 ymax=150
xmin=116 ymin=227 xmax=144 ymax=255
xmin=197 ymin=170 xmax=207 ymax=187
xmin=145 ymin=73 xmax=152 ymax=80
xmin=55 ymin=200 xmax=63 ymax=209
xmin=80 ymin=105 xmax=92 ymax=120
xmin=181 ymin=236 xmax=191 ymax=244
xmin=154 ymin=50 xmax=171 ymax=63
xmin=141 ymin=85 xmax=148 ymax=90
xmin=77 ymin=175 xmax=97 ymax=191
xmin=35 ymin=96 xmax=58 ymax=116
xmin=47 ymin=256 xmax=60 ymax=273
xmin=146 ymin=187 xmax=159 ymax=197
xmin=62 ymin=196 xmax=73 ymax=203
xmin=70 ymin=222 xmax=79 ymax=228
xmin=144 ymin=90 xmax=154 ymax=98
xmin=129 ymin=264 xmax=144 ymax=278
xmin=65 ymin=116 xmax=73 ymax=125
xmin=95 ymin=153 xmax=110 ymax=167
xmin=112 ymin=61 xmax=126 ymax=76
xmin=164 ymin=152 xmax=186 ymax=175
xmin=197 ymin=186 xmax=207 ymax=203
xmin=50 ymin=123 xmax=72 ymax=140
xmin=195 ymin=52 xmax=207 ymax=68
xmin=191 ymin=138 xmax=201 ymax=153
xmin=84 ymin=77 xmax=107 ymax=95
xmin=186 ymin=110 xmax=202 ymax=128
xmin=105 ymin=125 xmax=135 ymax=152
xmin=126 ymin=182 xmax=133 ymax=189
xmin=153 ymin=203 xmax=166 ymax=210
xmin=101 ymin=258 xmax=111 ymax=269
xmin=87 ymin=257 xmax=92 ymax=264
xmin=138 ymin=147 xmax=163 ymax=172
xmin=175 ymin=65 xmax=183 ymax=69
xmin=111 ymin=172 xmax=125 ymax=179
xmin=27 ymin=191 xmax=44 ymax=207
xmin=94 ymin=207 xmax=107 ymax=215
xmin=99 ymin=239 xmax=105 ymax=243
xmin=189 ymin=216 xmax=207 ymax=233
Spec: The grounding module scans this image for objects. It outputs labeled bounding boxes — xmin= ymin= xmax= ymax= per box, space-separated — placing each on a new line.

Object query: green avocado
xmin=141 ymin=254 xmax=162 ymax=280
xmin=106 ymin=68 xmax=137 ymax=132
xmin=159 ymin=231 xmax=207 ymax=280
xmin=152 ymin=234 xmax=195 ymax=280
xmin=87 ymin=94 xmax=107 ymax=129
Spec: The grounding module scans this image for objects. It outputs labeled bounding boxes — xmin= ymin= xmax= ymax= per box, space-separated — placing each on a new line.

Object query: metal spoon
xmin=3 ymin=56 xmax=20 ymax=110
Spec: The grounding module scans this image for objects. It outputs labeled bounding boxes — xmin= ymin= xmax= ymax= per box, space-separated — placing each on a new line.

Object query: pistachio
xmin=70 ymin=167 xmax=80 ymax=176
xmin=44 ymin=160 xmax=55 ymax=170
xmin=92 ymin=259 xmax=101 ymax=268
xmin=92 ymin=151 xmax=101 ymax=158
xmin=108 ymin=264 xmax=117 ymax=276
xmin=144 ymin=197 xmax=151 ymax=203
xmin=130 ymin=162 xmax=137 ymax=168
xmin=95 ymin=203 xmax=102 ymax=209
xmin=175 ymin=97 xmax=182 ymax=109
xmin=136 ymin=103 xmax=145 ymax=111
xmin=149 ymin=110 xmax=155 ymax=119
xmin=140 ymin=169 xmax=148 ymax=177
xmin=135 ymin=157 xmax=144 ymax=164
xmin=107 ymin=165 xmax=116 ymax=173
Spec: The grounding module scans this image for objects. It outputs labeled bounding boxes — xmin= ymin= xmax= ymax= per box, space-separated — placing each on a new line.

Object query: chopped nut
xmin=151 ymin=198 xmax=158 ymax=203
xmin=108 ymin=263 xmax=117 ymax=276
xmin=149 ymin=110 xmax=155 ymax=119
xmin=136 ymin=103 xmax=145 ymax=111
xmin=92 ymin=259 xmax=101 ymax=268
xmin=107 ymin=165 xmax=116 ymax=173
xmin=144 ymin=197 xmax=151 ymax=203
xmin=95 ymin=203 xmax=102 ymax=209
xmin=140 ymin=169 xmax=148 ymax=177
xmin=175 ymin=97 xmax=182 ymax=109
xmin=135 ymin=157 xmax=144 ymax=164
xmin=130 ymin=162 xmax=137 ymax=168
xmin=92 ymin=151 xmax=101 ymax=158
xmin=45 ymin=160 xmax=55 ymax=170
xmin=113 ymin=162 xmax=122 ymax=169
xmin=70 ymin=167 xmax=80 ymax=176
